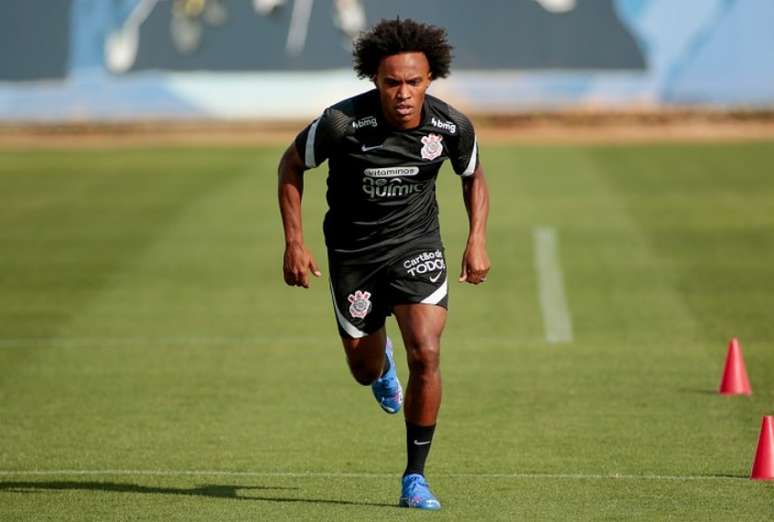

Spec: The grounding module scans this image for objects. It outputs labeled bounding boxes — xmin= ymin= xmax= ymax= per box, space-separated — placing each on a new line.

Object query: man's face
xmin=374 ymin=52 xmax=432 ymax=129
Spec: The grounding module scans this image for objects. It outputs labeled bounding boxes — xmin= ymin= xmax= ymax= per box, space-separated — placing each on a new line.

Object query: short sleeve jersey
xmin=294 ymin=89 xmax=478 ymax=259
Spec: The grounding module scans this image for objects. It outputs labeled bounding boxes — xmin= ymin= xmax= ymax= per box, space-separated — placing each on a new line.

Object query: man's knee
xmin=341 ymin=333 xmax=386 ymax=385
xmin=405 ymin=336 xmax=440 ymax=375
xmin=348 ymin=360 xmax=382 ymax=385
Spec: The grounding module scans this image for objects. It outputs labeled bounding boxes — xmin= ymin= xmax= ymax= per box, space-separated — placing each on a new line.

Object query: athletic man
xmin=278 ymin=18 xmax=490 ymax=510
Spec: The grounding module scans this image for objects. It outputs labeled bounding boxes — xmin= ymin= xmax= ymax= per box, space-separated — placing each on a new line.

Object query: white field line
xmin=0 ymin=469 xmax=744 ymax=482
xmin=533 ymin=227 xmax=574 ymax=344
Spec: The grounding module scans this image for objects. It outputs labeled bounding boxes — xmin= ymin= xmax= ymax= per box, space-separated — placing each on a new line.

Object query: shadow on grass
xmin=0 ymin=481 xmax=396 ymax=508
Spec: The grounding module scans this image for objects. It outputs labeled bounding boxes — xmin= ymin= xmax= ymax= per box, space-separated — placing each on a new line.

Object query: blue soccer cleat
xmin=399 ymin=473 xmax=441 ymax=510
xmin=371 ymin=337 xmax=403 ymax=414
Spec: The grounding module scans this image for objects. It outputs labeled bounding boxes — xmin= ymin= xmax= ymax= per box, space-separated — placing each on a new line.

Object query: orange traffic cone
xmin=751 ymin=416 xmax=774 ymax=480
xmin=718 ymin=338 xmax=751 ymax=395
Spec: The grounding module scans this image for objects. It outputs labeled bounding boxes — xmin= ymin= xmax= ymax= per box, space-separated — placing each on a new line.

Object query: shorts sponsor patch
xmin=347 ymin=290 xmax=372 ymax=319
xmin=403 ymin=250 xmax=446 ymax=278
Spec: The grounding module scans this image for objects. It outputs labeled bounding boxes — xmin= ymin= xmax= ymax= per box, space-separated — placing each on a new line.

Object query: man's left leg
xmin=393 ymin=303 xmax=446 ymax=510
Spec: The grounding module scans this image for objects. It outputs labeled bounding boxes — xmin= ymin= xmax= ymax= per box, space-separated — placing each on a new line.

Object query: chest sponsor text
xmin=363 ymin=166 xmax=419 ymax=178
xmin=363 ymin=177 xmax=423 ymax=199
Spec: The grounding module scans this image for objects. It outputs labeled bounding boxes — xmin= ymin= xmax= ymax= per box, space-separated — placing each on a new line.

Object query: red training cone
xmin=718 ymin=338 xmax=751 ymax=395
xmin=751 ymin=416 xmax=774 ymax=480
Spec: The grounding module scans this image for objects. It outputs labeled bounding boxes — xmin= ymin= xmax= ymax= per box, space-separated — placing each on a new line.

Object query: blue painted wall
xmin=0 ymin=0 xmax=772 ymax=120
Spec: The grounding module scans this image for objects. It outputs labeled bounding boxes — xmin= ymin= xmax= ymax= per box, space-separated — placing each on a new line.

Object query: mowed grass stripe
xmin=0 ymin=336 xmax=321 ymax=348
xmin=464 ymin=146 xmax=721 ymax=478
xmin=0 ymin=469 xmax=748 ymax=481
xmin=0 ymin=335 xmax=533 ymax=348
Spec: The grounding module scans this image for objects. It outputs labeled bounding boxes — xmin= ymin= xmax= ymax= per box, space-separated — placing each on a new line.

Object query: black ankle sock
xmin=404 ymin=421 xmax=436 ymax=477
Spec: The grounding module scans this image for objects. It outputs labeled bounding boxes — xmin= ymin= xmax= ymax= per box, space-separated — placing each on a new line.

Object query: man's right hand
xmin=283 ymin=241 xmax=321 ymax=288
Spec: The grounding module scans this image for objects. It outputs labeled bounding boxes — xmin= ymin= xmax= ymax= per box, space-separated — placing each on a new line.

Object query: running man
xmin=277 ymin=18 xmax=490 ymax=510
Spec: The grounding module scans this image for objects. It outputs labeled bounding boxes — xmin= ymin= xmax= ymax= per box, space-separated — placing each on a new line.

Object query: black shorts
xmin=328 ymin=242 xmax=449 ymax=339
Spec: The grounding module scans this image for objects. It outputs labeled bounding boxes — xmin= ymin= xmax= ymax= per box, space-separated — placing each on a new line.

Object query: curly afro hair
xmin=353 ymin=18 xmax=453 ymax=80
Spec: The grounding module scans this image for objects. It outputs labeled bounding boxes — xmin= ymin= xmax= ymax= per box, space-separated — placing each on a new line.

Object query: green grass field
xmin=1 ymin=141 xmax=773 ymax=520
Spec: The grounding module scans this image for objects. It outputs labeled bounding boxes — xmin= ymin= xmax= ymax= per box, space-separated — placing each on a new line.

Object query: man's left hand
xmin=458 ymin=241 xmax=490 ymax=285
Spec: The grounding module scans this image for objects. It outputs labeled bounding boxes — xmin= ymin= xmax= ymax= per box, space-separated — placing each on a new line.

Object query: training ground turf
xmin=1 ymin=142 xmax=773 ymax=520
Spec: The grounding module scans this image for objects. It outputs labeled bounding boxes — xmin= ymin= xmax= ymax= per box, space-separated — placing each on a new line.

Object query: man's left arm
xmin=459 ymin=164 xmax=490 ymax=285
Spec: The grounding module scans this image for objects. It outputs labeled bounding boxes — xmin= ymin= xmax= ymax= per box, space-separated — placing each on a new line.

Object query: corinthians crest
xmin=348 ymin=290 xmax=372 ymax=319
xmin=420 ymin=134 xmax=444 ymax=160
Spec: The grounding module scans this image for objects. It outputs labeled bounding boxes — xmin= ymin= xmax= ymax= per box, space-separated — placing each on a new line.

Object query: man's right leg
xmin=340 ymin=328 xmax=387 ymax=385
xmin=341 ymin=330 xmax=403 ymax=414
xmin=328 ymin=254 xmax=402 ymax=412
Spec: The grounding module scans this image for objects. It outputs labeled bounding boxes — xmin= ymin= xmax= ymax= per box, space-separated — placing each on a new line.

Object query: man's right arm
xmin=278 ymin=143 xmax=321 ymax=288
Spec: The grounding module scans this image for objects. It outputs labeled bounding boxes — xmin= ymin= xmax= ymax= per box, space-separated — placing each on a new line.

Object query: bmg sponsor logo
xmin=431 ymin=117 xmax=456 ymax=134
xmin=403 ymin=250 xmax=445 ymax=277
xmin=353 ymin=116 xmax=378 ymax=129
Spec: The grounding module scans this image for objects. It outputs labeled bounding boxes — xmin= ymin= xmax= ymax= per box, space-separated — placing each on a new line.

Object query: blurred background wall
xmin=1 ymin=0 xmax=773 ymax=121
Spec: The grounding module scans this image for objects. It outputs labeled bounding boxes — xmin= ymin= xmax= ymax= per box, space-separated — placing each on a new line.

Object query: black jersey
xmin=294 ymin=89 xmax=478 ymax=260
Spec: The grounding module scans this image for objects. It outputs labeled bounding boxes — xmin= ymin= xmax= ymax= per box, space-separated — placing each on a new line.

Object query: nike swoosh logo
xmin=413 ymin=440 xmax=432 ymax=446
xmin=361 ymin=144 xmax=384 ymax=152
xmin=429 ymin=273 xmax=443 ymax=283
